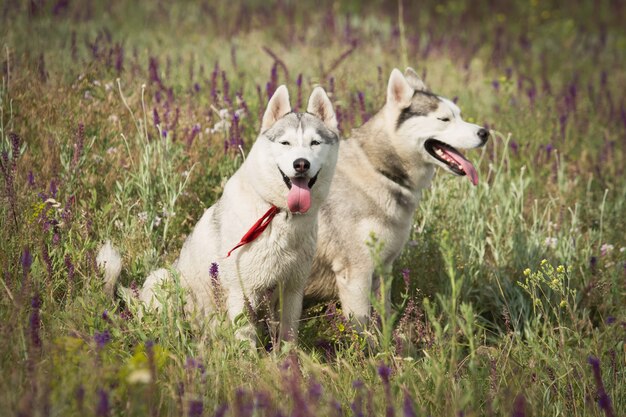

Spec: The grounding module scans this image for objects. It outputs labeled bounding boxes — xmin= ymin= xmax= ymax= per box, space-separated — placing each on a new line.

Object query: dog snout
xmin=477 ymin=128 xmax=490 ymax=145
xmin=293 ymin=158 xmax=310 ymax=174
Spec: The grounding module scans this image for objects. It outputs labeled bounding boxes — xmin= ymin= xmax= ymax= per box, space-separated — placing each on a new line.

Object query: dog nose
xmin=477 ymin=128 xmax=490 ymax=144
xmin=293 ymin=158 xmax=310 ymax=173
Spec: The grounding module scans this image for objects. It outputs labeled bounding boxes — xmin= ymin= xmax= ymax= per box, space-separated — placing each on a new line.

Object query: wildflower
xmin=559 ymin=300 xmax=567 ymax=308
xmin=587 ymin=356 xmax=615 ymax=416
xmin=511 ymin=394 xmax=526 ymax=417
xmin=403 ymin=390 xmax=417 ymax=417
xmin=22 ymin=247 xmax=33 ymax=279
xmin=188 ymin=400 xmax=203 ymax=417
xmin=600 ymin=243 xmax=614 ymax=257
xmin=544 ymin=237 xmax=557 ymax=249
xmin=556 ymin=265 xmax=565 ymax=273
xmin=401 ymin=268 xmax=410 ymax=287
xmin=551 ymin=278 xmax=560 ymax=287
xmin=523 ymin=268 xmax=531 ymax=276
xmin=30 ymin=293 xmax=42 ymax=348
xmin=209 ymin=262 xmax=219 ymax=280
xmin=377 ymin=362 xmax=391 ymax=384
xmin=96 ymin=389 xmax=110 ymax=417
xmin=541 ymin=259 xmax=548 ymax=266
xmin=93 ymin=330 xmax=111 ymax=349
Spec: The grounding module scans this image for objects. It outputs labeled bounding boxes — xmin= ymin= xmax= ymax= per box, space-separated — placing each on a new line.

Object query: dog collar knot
xmin=226 ymin=205 xmax=280 ymax=257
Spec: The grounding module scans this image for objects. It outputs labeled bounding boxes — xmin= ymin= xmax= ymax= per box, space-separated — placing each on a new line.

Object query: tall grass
xmin=1 ymin=1 xmax=624 ymax=416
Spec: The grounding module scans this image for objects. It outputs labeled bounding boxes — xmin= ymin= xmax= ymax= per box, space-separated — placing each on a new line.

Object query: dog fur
xmin=304 ymin=68 xmax=489 ymax=325
xmin=98 ymin=85 xmax=339 ymax=343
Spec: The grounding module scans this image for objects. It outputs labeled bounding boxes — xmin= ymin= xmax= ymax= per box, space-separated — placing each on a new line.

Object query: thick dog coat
xmin=98 ymin=85 xmax=339 ymax=343
xmin=305 ymin=68 xmax=488 ymax=324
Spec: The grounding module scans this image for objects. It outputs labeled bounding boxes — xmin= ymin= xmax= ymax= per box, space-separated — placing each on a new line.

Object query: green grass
xmin=1 ymin=1 xmax=624 ymax=416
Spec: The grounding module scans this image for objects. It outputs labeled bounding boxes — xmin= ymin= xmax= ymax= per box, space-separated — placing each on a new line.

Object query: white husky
xmin=305 ymin=68 xmax=489 ymax=325
xmin=98 ymin=85 xmax=340 ymax=343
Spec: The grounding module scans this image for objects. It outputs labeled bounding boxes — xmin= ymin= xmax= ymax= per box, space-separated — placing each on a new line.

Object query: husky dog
xmin=98 ymin=85 xmax=340 ymax=343
xmin=305 ymin=68 xmax=489 ymax=325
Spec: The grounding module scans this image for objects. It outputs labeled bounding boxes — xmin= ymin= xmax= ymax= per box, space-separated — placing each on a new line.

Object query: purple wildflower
xmin=186 ymin=124 xmax=201 ymax=149
xmin=351 ymin=379 xmax=364 ymax=417
xmin=511 ymin=394 xmax=526 ymax=417
xmin=65 ymin=254 xmax=75 ymax=296
xmin=41 ymin=243 xmax=53 ymax=281
xmin=377 ymin=362 xmax=391 ymax=384
xmin=402 ymin=390 xmax=417 ymax=417
xmin=27 ymin=170 xmax=35 ymax=187
xmin=114 ymin=43 xmax=124 ymax=74
xmin=209 ymin=263 xmax=219 ymax=280
xmin=22 ymin=247 xmax=33 ymax=280
xmin=30 ymin=293 xmax=42 ymax=348
xmin=587 ymin=356 xmax=615 ymax=417
xmin=49 ymin=179 xmax=58 ymax=198
xmin=93 ymin=330 xmax=111 ymax=349
xmin=102 ymin=310 xmax=111 ymax=323
xmin=606 ymin=316 xmax=616 ymax=325
xmin=210 ymin=62 xmax=219 ymax=103
xmin=149 ymin=57 xmax=162 ymax=87
xmin=96 ymin=389 xmax=110 ymax=417
xmin=357 ymin=91 xmax=368 ymax=123
xmin=492 ymin=80 xmax=500 ymax=91
xmin=153 ymin=108 xmax=161 ymax=127
xmin=188 ymin=400 xmax=203 ymax=417
xmin=401 ymin=268 xmax=410 ymax=288
xmin=378 ymin=363 xmax=394 ymax=417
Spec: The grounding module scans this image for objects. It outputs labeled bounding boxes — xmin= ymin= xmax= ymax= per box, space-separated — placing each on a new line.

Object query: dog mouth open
xmin=424 ymin=139 xmax=479 ymax=186
xmin=278 ymin=168 xmax=320 ymax=213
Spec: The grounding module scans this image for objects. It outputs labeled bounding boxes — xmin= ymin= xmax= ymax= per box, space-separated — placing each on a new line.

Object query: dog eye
xmin=311 ymin=140 xmax=321 ymax=146
xmin=438 ymin=117 xmax=451 ymax=122
xmin=279 ymin=141 xmax=290 ymax=146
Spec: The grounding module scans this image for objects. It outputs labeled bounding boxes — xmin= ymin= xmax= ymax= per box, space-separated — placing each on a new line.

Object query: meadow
xmin=1 ymin=1 xmax=624 ymax=416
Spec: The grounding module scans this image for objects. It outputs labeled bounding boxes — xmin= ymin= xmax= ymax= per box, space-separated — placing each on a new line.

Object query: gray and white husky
xmin=305 ymin=68 xmax=489 ymax=325
xmin=98 ymin=85 xmax=339 ymax=343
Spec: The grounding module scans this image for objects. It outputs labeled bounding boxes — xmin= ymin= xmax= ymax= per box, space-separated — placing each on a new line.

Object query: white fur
xmin=98 ymin=85 xmax=339 ymax=345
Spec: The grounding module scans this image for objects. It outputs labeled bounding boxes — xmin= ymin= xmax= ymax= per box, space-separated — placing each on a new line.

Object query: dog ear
xmin=404 ymin=67 xmax=429 ymax=92
xmin=307 ymin=87 xmax=338 ymax=132
xmin=387 ymin=68 xmax=414 ymax=108
xmin=262 ymin=85 xmax=291 ymax=131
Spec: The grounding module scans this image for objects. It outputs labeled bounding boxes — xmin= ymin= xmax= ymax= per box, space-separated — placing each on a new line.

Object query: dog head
xmin=383 ymin=68 xmax=488 ymax=185
xmin=256 ymin=85 xmax=339 ymax=214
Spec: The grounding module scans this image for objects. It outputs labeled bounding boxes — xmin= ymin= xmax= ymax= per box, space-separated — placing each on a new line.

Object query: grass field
xmin=1 ymin=1 xmax=625 ymax=416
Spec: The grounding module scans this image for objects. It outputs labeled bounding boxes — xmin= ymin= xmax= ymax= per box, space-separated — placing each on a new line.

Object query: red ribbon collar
xmin=226 ymin=205 xmax=280 ymax=257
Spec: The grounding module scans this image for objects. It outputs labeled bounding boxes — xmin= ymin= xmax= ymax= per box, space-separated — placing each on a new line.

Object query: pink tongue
xmin=445 ymin=150 xmax=479 ymax=186
xmin=287 ymin=178 xmax=311 ymax=213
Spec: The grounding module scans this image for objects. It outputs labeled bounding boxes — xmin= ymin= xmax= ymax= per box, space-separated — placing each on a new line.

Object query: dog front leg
xmin=335 ymin=267 xmax=373 ymax=329
xmin=277 ymin=282 xmax=304 ymax=343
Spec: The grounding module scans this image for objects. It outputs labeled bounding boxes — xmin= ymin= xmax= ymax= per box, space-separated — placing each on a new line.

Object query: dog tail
xmin=96 ymin=240 xmax=123 ymax=297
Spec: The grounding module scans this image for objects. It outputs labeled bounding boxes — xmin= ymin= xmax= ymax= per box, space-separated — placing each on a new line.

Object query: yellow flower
xmin=556 ymin=265 xmax=565 ymax=273
xmin=523 ymin=268 xmax=531 ymax=276
xmin=551 ymin=279 xmax=560 ymax=287
xmin=541 ymin=259 xmax=548 ymax=266
xmin=559 ymin=301 xmax=567 ymax=308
